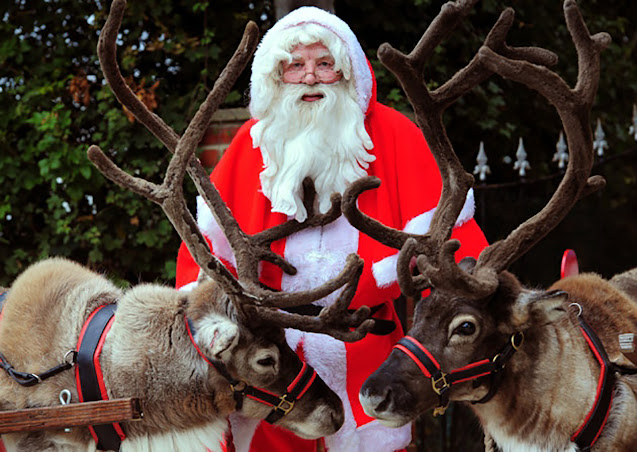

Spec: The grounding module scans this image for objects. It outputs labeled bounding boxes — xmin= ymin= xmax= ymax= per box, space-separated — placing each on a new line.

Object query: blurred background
xmin=1 ymin=1 xmax=635 ymax=449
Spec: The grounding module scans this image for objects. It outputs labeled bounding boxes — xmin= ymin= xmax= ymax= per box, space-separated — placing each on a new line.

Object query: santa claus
xmin=176 ymin=6 xmax=488 ymax=452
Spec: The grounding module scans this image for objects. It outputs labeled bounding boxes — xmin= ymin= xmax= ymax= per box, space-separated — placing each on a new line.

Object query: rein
xmin=184 ymin=317 xmax=317 ymax=424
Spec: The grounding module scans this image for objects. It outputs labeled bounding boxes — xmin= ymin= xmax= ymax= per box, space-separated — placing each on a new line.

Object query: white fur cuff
xmin=371 ymin=189 xmax=475 ymax=288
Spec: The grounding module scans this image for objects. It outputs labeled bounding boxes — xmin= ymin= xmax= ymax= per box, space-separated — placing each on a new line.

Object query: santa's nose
xmin=300 ymin=65 xmax=318 ymax=85
xmin=301 ymin=73 xmax=318 ymax=85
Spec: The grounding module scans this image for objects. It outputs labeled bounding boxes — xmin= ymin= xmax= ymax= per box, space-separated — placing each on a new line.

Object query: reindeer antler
xmin=88 ymin=0 xmax=373 ymax=341
xmin=472 ymin=0 xmax=609 ymax=281
xmin=343 ymin=0 xmax=605 ymax=301
xmin=344 ymin=0 xmax=556 ymax=298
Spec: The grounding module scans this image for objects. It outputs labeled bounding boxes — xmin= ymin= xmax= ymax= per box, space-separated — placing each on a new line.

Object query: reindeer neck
xmin=98 ymin=284 xmax=236 ymax=434
xmin=472 ymin=314 xmax=601 ymax=452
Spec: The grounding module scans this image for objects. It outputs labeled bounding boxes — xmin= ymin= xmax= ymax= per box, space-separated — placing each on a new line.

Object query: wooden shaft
xmin=0 ymin=398 xmax=142 ymax=434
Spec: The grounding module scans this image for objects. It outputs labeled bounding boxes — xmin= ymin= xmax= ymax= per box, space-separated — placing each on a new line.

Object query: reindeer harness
xmin=570 ymin=307 xmax=637 ymax=451
xmin=184 ymin=317 xmax=318 ymax=424
xmin=0 ymin=298 xmax=320 ymax=451
xmin=394 ymin=332 xmax=524 ymax=417
xmin=393 ymin=305 xmax=637 ymax=451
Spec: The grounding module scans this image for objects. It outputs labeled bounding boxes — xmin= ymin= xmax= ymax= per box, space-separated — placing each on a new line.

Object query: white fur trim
xmin=372 ymin=189 xmax=476 ymax=288
xmin=250 ymin=6 xmax=372 ymax=113
xmin=178 ymin=281 xmax=198 ymax=292
xmin=228 ymin=414 xmax=261 ymax=452
xmin=120 ymin=420 xmax=227 ymax=452
xmin=352 ymin=420 xmax=412 ymax=452
xmin=196 ymin=196 xmax=237 ymax=268
xmin=281 ymin=214 xmax=359 ymax=307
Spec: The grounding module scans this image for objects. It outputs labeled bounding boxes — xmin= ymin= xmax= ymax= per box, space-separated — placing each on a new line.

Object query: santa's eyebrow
xmin=287 ymin=51 xmax=334 ymax=62
xmin=315 ymin=52 xmax=334 ymax=60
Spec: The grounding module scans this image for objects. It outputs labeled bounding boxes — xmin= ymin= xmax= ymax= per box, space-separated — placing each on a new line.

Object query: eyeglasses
xmin=281 ymin=61 xmax=342 ymax=84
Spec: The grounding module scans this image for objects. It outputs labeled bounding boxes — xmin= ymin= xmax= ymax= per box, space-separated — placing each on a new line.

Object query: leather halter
xmin=184 ymin=317 xmax=317 ymax=423
xmin=394 ymin=332 xmax=524 ymax=416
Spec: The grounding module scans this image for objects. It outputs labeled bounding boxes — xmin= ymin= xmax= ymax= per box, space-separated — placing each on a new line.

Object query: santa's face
xmin=250 ymin=40 xmax=374 ymax=222
xmin=281 ymin=43 xmax=343 ymax=92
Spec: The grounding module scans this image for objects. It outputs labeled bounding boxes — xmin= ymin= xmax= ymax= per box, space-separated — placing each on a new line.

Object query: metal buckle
xmin=511 ymin=332 xmax=524 ymax=351
xmin=275 ymin=394 xmax=295 ymax=415
xmin=29 ymin=373 xmax=42 ymax=384
xmin=230 ymin=380 xmax=248 ymax=393
xmin=431 ymin=372 xmax=449 ymax=395
xmin=433 ymin=404 xmax=448 ymax=417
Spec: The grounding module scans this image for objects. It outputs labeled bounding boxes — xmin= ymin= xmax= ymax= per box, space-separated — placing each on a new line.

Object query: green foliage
xmin=0 ymin=0 xmax=267 ymax=286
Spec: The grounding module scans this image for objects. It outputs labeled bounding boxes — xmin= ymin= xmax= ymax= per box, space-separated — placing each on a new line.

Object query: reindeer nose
xmin=363 ymin=381 xmax=412 ymax=416
xmin=331 ymin=409 xmax=344 ymax=431
xmin=375 ymin=386 xmax=394 ymax=413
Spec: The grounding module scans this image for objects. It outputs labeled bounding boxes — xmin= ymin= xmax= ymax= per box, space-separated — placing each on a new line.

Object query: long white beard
xmin=250 ymin=82 xmax=375 ymax=222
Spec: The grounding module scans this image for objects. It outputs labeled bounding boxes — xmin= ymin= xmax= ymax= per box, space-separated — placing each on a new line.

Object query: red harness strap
xmin=570 ymin=313 xmax=615 ymax=451
xmin=75 ymin=304 xmax=124 ymax=451
xmin=394 ymin=333 xmax=523 ymax=415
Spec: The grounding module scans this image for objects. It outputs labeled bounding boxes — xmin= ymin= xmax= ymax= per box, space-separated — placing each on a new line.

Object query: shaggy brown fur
xmin=0 ymin=258 xmax=343 ymax=451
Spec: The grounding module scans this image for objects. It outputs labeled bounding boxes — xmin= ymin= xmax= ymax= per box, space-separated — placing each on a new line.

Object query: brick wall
xmin=199 ymin=107 xmax=250 ymax=169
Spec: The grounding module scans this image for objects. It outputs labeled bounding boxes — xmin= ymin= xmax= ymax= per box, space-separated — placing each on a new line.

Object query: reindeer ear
xmin=195 ymin=314 xmax=240 ymax=359
xmin=511 ymin=290 xmax=569 ymax=328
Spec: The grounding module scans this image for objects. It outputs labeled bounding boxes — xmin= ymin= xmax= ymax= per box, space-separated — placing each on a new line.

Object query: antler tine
xmin=91 ymin=0 xmax=373 ymax=339
xmin=98 ymin=0 xmax=180 ymax=150
xmin=252 ymin=178 xmax=342 ymax=256
xmin=342 ymin=177 xmax=423 ymax=251
xmin=379 ymin=2 xmax=559 ymax=251
xmin=242 ymin=257 xmax=374 ymax=342
xmin=98 ymin=0 xmax=264 ymax=270
xmin=91 ymin=0 xmax=260 ymax=297
xmin=470 ymin=0 xmax=609 ymax=282
xmin=88 ymin=145 xmax=245 ymax=298
xmin=343 ymin=1 xmax=559 ymax=298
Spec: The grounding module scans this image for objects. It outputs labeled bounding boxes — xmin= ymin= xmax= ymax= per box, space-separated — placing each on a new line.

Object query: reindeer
xmin=341 ymin=1 xmax=637 ymax=451
xmin=0 ymin=1 xmax=374 ymax=451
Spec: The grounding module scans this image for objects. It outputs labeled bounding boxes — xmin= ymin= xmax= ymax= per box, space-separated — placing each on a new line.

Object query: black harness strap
xmin=0 ymin=290 xmax=76 ymax=387
xmin=0 ymin=351 xmax=75 ymax=387
xmin=76 ymin=304 xmax=123 ymax=452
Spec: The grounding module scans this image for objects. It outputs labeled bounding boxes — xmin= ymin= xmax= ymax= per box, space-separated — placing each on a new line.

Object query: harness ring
xmin=569 ymin=302 xmax=583 ymax=317
xmin=511 ymin=332 xmax=524 ymax=351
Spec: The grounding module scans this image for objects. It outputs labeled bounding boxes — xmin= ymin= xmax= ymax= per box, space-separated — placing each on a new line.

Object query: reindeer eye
xmin=257 ymin=357 xmax=276 ymax=367
xmin=454 ymin=321 xmax=476 ymax=336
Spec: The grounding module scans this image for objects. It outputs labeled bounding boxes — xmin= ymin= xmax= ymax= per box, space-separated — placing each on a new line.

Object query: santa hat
xmin=249 ymin=6 xmax=373 ymax=115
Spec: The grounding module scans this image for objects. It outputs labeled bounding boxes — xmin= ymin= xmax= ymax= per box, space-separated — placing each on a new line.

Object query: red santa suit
xmin=176 ymin=6 xmax=488 ymax=452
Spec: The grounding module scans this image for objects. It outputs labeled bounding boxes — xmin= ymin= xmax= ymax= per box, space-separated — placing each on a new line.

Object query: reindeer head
xmin=185 ymin=279 xmax=344 ymax=438
xmin=88 ymin=0 xmax=374 ymax=438
xmin=342 ymin=0 xmax=609 ymax=424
